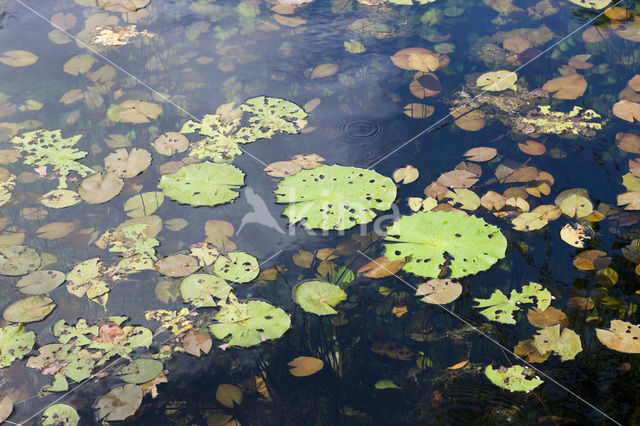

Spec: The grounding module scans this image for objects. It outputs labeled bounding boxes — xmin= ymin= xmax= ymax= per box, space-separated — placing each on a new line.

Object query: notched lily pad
xmin=42 ymin=404 xmax=79 ymax=426
xmin=3 ymin=295 xmax=55 ymax=323
xmin=95 ymin=384 xmax=142 ymax=421
xmin=485 ymin=365 xmax=543 ymax=392
xmin=294 ymin=280 xmax=347 ymax=315
xmin=384 ymin=211 xmax=507 ymax=278
xmin=16 ymin=270 xmax=65 ymax=294
xmin=275 ymin=165 xmax=397 ymax=230
xmin=0 ymin=324 xmax=35 ymax=368
xmin=0 ymin=245 xmax=40 ymax=276
xmin=180 ymin=273 xmax=232 ymax=307
xmin=212 ymin=251 xmax=259 ymax=283
xmin=118 ymin=358 xmax=163 ymax=384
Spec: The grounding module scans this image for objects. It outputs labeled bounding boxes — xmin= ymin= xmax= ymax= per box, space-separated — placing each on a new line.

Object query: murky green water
xmin=1 ymin=0 xmax=640 ymax=424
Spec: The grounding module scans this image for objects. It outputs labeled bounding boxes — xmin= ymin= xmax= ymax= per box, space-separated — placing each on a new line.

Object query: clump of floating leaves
xmin=514 ymin=105 xmax=603 ymax=137
xmin=9 ymin=129 xmax=94 ymax=189
xmin=91 ymin=25 xmax=155 ymax=47
xmin=180 ymin=96 xmax=308 ymax=162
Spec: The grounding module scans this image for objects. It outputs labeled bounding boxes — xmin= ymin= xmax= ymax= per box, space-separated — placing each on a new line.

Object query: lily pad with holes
xmin=42 ymin=404 xmax=79 ymax=426
xmin=384 ymin=211 xmax=507 ymax=278
xmin=212 ymin=251 xmax=259 ymax=283
xmin=275 ymin=165 xmax=397 ymax=230
xmin=118 ymin=359 xmax=163 ymax=384
xmin=485 ymin=365 xmax=543 ymax=392
xmin=240 ymin=96 xmax=308 ymax=139
xmin=0 ymin=324 xmax=35 ymax=368
xmin=180 ymin=273 xmax=232 ymax=307
xmin=159 ymin=162 xmax=245 ymax=207
xmin=294 ymin=280 xmax=347 ymax=315
xmin=16 ymin=270 xmax=65 ymax=294
xmin=209 ymin=300 xmax=291 ymax=347
xmin=0 ymin=245 xmax=41 ymax=276
xmin=3 ymin=295 xmax=55 ymax=323
xmin=596 ymin=320 xmax=640 ymax=353
xmin=533 ymin=325 xmax=582 ymax=361
xmin=474 ymin=282 xmax=552 ymax=324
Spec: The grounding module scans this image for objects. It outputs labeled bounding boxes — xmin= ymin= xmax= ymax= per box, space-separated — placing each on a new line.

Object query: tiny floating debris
xmin=91 ymin=25 xmax=155 ymax=47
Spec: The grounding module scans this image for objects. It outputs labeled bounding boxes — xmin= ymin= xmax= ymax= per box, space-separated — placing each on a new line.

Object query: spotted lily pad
xmin=275 ymin=165 xmax=397 ymax=230
xmin=240 ymin=96 xmax=308 ymax=139
xmin=485 ymin=365 xmax=543 ymax=392
xmin=474 ymin=282 xmax=552 ymax=324
xmin=3 ymin=295 xmax=55 ymax=323
xmin=9 ymin=130 xmax=94 ymax=189
xmin=16 ymin=270 xmax=65 ymax=294
xmin=159 ymin=162 xmax=245 ymax=207
xmin=209 ymin=300 xmax=291 ymax=347
xmin=212 ymin=251 xmax=259 ymax=283
xmin=95 ymin=384 xmax=142 ymax=421
xmin=41 ymin=189 xmax=82 ymax=208
xmin=0 ymin=324 xmax=35 ymax=368
xmin=42 ymin=404 xmax=79 ymax=426
xmin=384 ymin=211 xmax=507 ymax=278
xmin=66 ymin=258 xmax=109 ymax=300
xmin=533 ymin=325 xmax=582 ymax=361
xmin=0 ymin=245 xmax=41 ymax=276
xmin=596 ymin=320 xmax=640 ymax=353
xmin=118 ymin=358 xmax=163 ymax=384
xmin=294 ymin=280 xmax=347 ymax=315
xmin=180 ymin=274 xmax=232 ymax=307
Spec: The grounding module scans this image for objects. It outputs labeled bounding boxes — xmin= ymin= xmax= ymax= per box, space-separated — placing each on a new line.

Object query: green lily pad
xmin=180 ymin=113 xmax=256 ymax=161
xmin=96 ymin=384 xmax=142 ymax=421
xmin=16 ymin=270 xmax=65 ymax=294
xmin=294 ymin=280 xmax=347 ymax=315
xmin=240 ymin=96 xmax=308 ymax=139
xmin=474 ymin=282 xmax=552 ymax=324
xmin=533 ymin=325 xmax=582 ymax=361
xmin=118 ymin=358 xmax=163 ymax=384
xmin=485 ymin=365 xmax=543 ymax=392
xmin=159 ymin=162 xmax=245 ymax=207
xmin=384 ymin=211 xmax=507 ymax=279
xmin=374 ymin=379 xmax=401 ymax=390
xmin=88 ymin=325 xmax=153 ymax=365
xmin=0 ymin=324 xmax=35 ymax=368
xmin=66 ymin=258 xmax=109 ymax=300
xmin=40 ymin=189 xmax=82 ymax=208
xmin=26 ymin=343 xmax=95 ymax=391
xmin=209 ymin=300 xmax=291 ymax=347
xmin=180 ymin=273 xmax=232 ymax=307
xmin=0 ymin=245 xmax=41 ymax=276
xmin=9 ymin=129 xmax=94 ymax=189
xmin=42 ymin=404 xmax=79 ymax=426
xmin=275 ymin=165 xmax=397 ymax=230
xmin=212 ymin=251 xmax=259 ymax=283
xmin=53 ymin=319 xmax=98 ymax=346
xmin=3 ymin=295 xmax=55 ymax=323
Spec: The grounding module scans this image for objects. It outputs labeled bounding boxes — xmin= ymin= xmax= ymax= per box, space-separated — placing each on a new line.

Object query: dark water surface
xmin=1 ymin=0 xmax=640 ymax=424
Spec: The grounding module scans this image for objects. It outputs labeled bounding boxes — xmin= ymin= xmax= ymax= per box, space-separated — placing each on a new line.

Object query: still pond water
xmin=1 ymin=0 xmax=640 ymax=424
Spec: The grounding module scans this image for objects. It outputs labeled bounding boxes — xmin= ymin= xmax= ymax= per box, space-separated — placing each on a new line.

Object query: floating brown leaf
xmin=573 ymin=250 xmax=610 ymax=270
xmin=542 ymin=74 xmax=587 ymax=100
xmin=358 ymin=255 xmax=406 ymax=278
xmin=370 ymin=341 xmax=413 ymax=361
xmin=527 ymin=307 xmax=568 ymax=328
xmin=613 ymin=100 xmax=640 ymax=122
xmin=390 ymin=48 xmax=439 ymax=72
xmin=288 ymin=356 xmax=324 ymax=377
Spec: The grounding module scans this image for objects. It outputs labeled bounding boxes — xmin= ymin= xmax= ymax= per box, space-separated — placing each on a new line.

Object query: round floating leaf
xmin=104 ymin=148 xmax=151 ymax=179
xmin=159 ymin=162 xmax=245 ymax=207
xmin=0 ymin=396 xmax=12 ymax=423
xmin=0 ymin=50 xmax=38 ymax=67
xmin=476 ymin=70 xmax=517 ymax=91
xmin=288 ymin=356 xmax=324 ymax=377
xmin=294 ymin=280 xmax=347 ymax=315
xmin=118 ymin=359 xmax=163 ymax=384
xmin=384 ymin=211 xmax=507 ymax=278
xmin=180 ymin=274 xmax=232 ymax=307
xmin=415 ymin=279 xmax=462 ymax=304
xmin=95 ymin=384 xmax=142 ymax=422
xmin=16 ymin=270 xmax=65 ymax=294
xmin=0 ymin=324 xmax=35 ymax=367
xmin=41 ymin=189 xmax=82 ymax=208
xmin=209 ymin=300 xmax=291 ymax=347
xmin=275 ymin=165 xmax=397 ymax=230
xmin=596 ymin=320 xmax=640 ymax=353
xmin=124 ymin=191 xmax=164 ymax=217
xmin=77 ymin=172 xmax=124 ymax=204
xmin=216 ymin=384 xmax=243 ymax=408
xmin=42 ymin=404 xmax=79 ymax=426
xmin=485 ymin=365 xmax=543 ymax=392
xmin=0 ymin=245 xmax=40 ymax=276
xmin=182 ymin=330 xmax=212 ymax=357
xmin=212 ymin=251 xmax=259 ymax=283
xmin=155 ymin=254 xmax=199 ymax=277
xmin=152 ymin=132 xmax=189 ymax=156
xmin=3 ymin=295 xmax=55 ymax=323
xmin=375 ymin=379 xmax=400 ymax=390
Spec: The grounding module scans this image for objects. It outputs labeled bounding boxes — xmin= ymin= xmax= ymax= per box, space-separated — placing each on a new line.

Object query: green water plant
xmin=0 ymin=324 xmax=35 ymax=368
xmin=159 ymin=162 xmax=245 ymax=207
xmin=42 ymin=404 xmax=79 ymax=426
xmin=485 ymin=365 xmax=543 ymax=392
xmin=384 ymin=211 xmax=507 ymax=278
xmin=209 ymin=297 xmax=290 ymax=347
xmin=294 ymin=280 xmax=347 ymax=315
xmin=275 ymin=164 xmax=397 ymax=230
xmin=9 ymin=129 xmax=94 ymax=189
xmin=533 ymin=324 xmax=582 ymax=361
xmin=474 ymin=282 xmax=552 ymax=324
xmin=180 ymin=273 xmax=233 ymax=307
